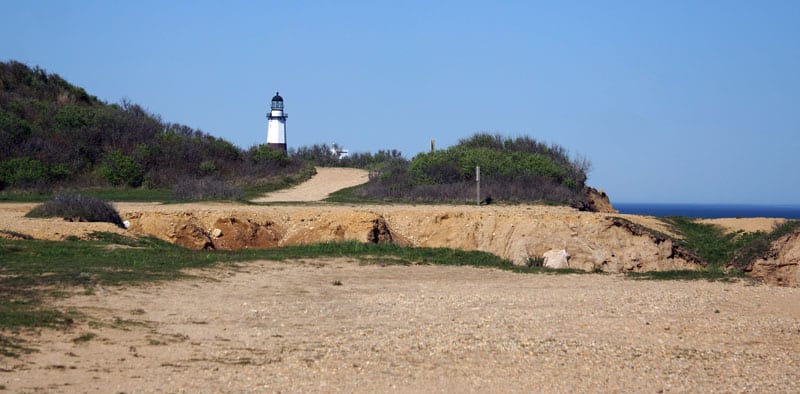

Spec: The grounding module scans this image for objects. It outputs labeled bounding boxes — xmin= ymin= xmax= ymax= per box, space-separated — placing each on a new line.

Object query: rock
xmin=543 ymin=249 xmax=570 ymax=269
xmin=367 ymin=217 xmax=393 ymax=244
xmin=579 ymin=186 xmax=617 ymax=213
xmin=211 ymin=217 xmax=282 ymax=250
xmin=174 ymin=222 xmax=213 ymax=250
xmin=744 ymin=227 xmax=800 ymax=287
xmin=211 ymin=228 xmax=223 ymax=238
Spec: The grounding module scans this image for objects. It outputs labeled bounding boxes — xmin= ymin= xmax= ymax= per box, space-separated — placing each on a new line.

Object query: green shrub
xmin=409 ymin=145 xmax=568 ymax=186
xmin=0 ymin=157 xmax=71 ymax=189
xmin=98 ymin=150 xmax=144 ymax=187
xmin=54 ymin=105 xmax=93 ymax=129
xmin=26 ymin=194 xmax=125 ymax=228
xmin=249 ymin=144 xmax=290 ymax=166
xmin=358 ymin=133 xmax=589 ymax=205
xmin=199 ymin=160 xmax=217 ymax=176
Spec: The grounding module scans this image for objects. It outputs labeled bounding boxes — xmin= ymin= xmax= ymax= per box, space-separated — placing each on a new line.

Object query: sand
xmin=3 ymin=259 xmax=799 ymax=392
xmin=251 ymin=167 xmax=369 ymax=202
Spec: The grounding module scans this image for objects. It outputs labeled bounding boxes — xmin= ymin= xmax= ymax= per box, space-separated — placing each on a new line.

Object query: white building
xmin=266 ymin=92 xmax=287 ymax=152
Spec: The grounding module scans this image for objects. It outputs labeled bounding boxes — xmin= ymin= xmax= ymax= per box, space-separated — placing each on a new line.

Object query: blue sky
xmin=3 ymin=1 xmax=798 ymax=204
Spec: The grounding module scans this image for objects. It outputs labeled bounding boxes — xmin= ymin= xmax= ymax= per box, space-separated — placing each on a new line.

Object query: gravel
xmin=4 ymin=260 xmax=799 ymax=392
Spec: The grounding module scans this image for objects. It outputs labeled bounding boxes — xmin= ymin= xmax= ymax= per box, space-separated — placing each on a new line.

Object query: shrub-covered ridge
xmin=0 ymin=60 xmax=306 ymax=195
xmin=349 ymin=133 xmax=592 ymax=206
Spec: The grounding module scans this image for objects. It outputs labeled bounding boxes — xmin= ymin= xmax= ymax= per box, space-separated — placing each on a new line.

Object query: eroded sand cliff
xmin=122 ymin=204 xmax=701 ymax=273
xmin=2 ymin=202 xmax=797 ymax=285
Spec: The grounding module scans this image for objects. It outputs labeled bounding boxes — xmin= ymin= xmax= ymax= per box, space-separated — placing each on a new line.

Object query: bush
xmin=249 ymin=144 xmax=290 ymax=166
xmin=0 ymin=157 xmax=70 ymax=189
xmin=355 ymin=133 xmax=591 ymax=205
xmin=409 ymin=143 xmax=569 ymax=185
xmin=26 ymin=194 xmax=124 ymax=228
xmin=98 ymin=150 xmax=144 ymax=187
xmin=198 ymin=160 xmax=217 ymax=176
xmin=173 ymin=177 xmax=243 ymax=200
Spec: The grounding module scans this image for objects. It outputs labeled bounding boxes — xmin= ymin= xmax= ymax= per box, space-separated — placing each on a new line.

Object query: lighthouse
xmin=266 ymin=92 xmax=287 ymax=152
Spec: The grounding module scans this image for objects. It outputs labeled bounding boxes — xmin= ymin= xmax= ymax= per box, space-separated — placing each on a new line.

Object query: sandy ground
xmin=2 ymin=259 xmax=799 ymax=393
xmin=252 ymin=167 xmax=369 ymax=202
xmin=2 ymin=172 xmax=798 ymax=391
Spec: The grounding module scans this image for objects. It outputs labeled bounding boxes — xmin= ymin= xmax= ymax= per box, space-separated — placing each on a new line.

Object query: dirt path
xmin=3 ymin=260 xmax=799 ymax=392
xmin=252 ymin=167 xmax=369 ymax=202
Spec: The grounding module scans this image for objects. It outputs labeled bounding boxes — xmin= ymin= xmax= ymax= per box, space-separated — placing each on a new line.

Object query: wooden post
xmin=430 ymin=139 xmax=435 ymax=152
xmin=476 ymin=166 xmax=481 ymax=205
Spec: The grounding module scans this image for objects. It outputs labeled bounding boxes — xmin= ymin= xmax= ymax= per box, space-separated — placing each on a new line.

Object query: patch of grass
xmin=324 ymin=184 xmax=381 ymax=204
xmin=82 ymin=188 xmax=175 ymax=202
xmin=625 ymin=269 xmax=746 ymax=282
xmin=526 ymin=255 xmax=545 ymax=268
xmin=0 ymin=236 xmax=590 ymax=291
xmin=1 ymin=335 xmax=36 ymax=358
xmin=111 ymin=317 xmax=148 ymax=330
xmin=0 ymin=190 xmax=53 ymax=203
xmin=48 ymin=290 xmax=72 ymax=299
xmin=72 ymin=332 xmax=97 ymax=343
xmin=661 ymin=217 xmax=800 ymax=272
xmin=0 ymin=301 xmax=74 ymax=329
xmin=331 ymin=280 xmax=343 ymax=286
xmin=661 ymin=216 xmax=756 ymax=268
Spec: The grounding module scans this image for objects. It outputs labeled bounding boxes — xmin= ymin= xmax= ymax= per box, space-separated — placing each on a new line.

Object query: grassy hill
xmin=0 ymin=61 xmax=310 ymax=199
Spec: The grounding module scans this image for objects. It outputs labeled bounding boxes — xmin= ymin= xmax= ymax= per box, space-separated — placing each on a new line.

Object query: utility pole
xmin=476 ymin=166 xmax=481 ymax=205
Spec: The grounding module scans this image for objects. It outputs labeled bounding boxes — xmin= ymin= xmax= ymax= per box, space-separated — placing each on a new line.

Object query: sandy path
xmin=3 ymin=260 xmax=799 ymax=392
xmin=252 ymin=167 xmax=369 ymax=202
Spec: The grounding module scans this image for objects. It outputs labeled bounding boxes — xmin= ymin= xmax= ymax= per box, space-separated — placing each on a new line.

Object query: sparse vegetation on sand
xmin=0 ymin=233 xmax=580 ymax=356
xmin=663 ymin=216 xmax=799 ymax=269
xmin=625 ymin=217 xmax=800 ymax=280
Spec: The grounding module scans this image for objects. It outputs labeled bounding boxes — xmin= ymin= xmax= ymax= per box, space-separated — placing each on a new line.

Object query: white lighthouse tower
xmin=266 ymin=92 xmax=287 ymax=152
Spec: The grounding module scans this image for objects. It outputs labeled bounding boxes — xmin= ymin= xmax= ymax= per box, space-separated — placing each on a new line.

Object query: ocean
xmin=613 ymin=203 xmax=800 ymax=219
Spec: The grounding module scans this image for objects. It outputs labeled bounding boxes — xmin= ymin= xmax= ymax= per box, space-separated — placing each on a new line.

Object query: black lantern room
xmin=271 ymin=92 xmax=284 ymax=111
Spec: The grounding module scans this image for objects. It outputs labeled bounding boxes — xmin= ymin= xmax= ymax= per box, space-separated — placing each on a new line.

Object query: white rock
xmin=543 ymin=249 xmax=570 ymax=269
